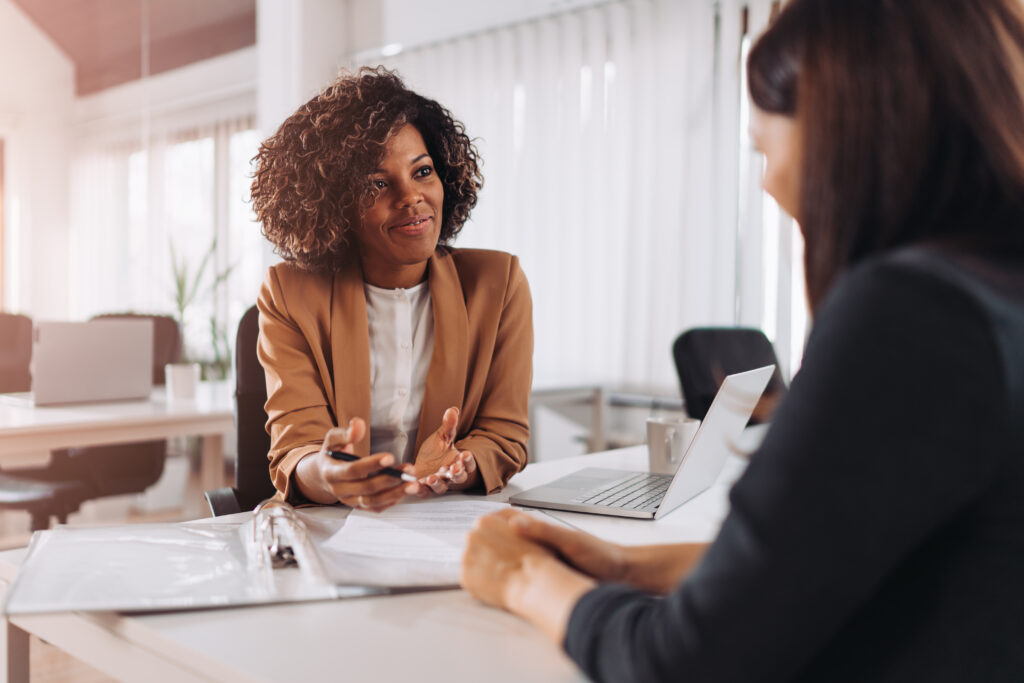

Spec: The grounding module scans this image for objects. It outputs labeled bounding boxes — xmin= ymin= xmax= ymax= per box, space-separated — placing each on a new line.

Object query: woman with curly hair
xmin=462 ymin=0 xmax=1024 ymax=680
xmin=251 ymin=67 xmax=532 ymax=510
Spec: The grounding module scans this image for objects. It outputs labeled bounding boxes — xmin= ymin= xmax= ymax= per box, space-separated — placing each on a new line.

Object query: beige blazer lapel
xmin=331 ymin=260 xmax=372 ymax=457
xmin=415 ymin=250 xmax=469 ymax=453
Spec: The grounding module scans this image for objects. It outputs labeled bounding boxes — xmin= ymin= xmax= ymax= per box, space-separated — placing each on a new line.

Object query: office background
xmin=0 ymin=0 xmax=802 ymax=398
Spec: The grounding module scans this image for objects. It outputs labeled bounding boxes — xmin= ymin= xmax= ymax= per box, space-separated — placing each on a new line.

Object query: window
xmin=69 ymin=117 xmax=264 ymax=371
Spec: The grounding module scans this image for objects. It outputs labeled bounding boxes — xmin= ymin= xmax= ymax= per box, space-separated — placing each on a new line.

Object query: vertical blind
xmin=369 ymin=0 xmax=806 ymax=391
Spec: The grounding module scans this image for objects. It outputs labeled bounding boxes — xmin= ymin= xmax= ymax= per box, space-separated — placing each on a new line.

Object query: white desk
xmin=0 ymin=382 xmax=234 ymax=494
xmin=0 ymin=446 xmax=746 ymax=683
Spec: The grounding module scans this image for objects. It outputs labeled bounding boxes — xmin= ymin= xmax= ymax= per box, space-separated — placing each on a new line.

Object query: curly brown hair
xmin=251 ymin=66 xmax=482 ymax=272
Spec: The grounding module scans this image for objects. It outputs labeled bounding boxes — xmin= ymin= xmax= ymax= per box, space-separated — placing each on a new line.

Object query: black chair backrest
xmin=235 ymin=305 xmax=276 ymax=504
xmin=673 ymin=327 xmax=787 ymax=423
xmin=0 ymin=312 xmax=33 ymax=393
xmin=93 ymin=313 xmax=182 ymax=384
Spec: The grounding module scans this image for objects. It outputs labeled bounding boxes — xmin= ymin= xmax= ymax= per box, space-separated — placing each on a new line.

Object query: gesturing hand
xmin=412 ymin=407 xmax=479 ymax=495
xmin=301 ymin=417 xmax=420 ymax=511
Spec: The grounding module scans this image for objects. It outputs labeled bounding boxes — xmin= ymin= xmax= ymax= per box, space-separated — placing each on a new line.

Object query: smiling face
xmin=750 ymin=106 xmax=802 ymax=220
xmin=354 ymin=123 xmax=444 ymax=289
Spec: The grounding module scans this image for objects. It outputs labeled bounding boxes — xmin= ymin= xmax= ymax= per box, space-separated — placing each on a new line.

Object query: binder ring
xmin=253 ymin=498 xmax=301 ymax=569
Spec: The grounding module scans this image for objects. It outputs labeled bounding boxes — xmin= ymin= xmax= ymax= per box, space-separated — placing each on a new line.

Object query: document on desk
xmin=316 ymin=499 xmax=508 ymax=588
xmin=3 ymin=498 xmax=562 ymax=613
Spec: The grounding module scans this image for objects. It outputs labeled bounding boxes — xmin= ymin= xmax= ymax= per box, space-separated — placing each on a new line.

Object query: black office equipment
xmin=672 ymin=327 xmax=787 ymax=424
xmin=205 ymin=304 xmax=276 ymax=515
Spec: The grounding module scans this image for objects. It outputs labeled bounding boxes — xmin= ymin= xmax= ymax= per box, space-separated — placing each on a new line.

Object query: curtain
xmin=68 ymin=115 xmax=264 ymax=367
xmin=366 ymin=0 xmax=806 ymax=391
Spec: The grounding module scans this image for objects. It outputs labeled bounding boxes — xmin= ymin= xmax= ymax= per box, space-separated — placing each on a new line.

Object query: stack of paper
xmin=3 ymin=497 xmax=516 ymax=613
xmin=312 ymin=499 xmax=508 ymax=587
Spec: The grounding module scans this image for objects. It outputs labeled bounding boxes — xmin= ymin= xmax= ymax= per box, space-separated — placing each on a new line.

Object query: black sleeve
xmin=564 ymin=261 xmax=1008 ymax=683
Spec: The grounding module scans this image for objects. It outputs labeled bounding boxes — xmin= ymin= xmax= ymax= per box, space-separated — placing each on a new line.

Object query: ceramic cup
xmin=165 ymin=362 xmax=201 ymax=401
xmin=646 ymin=416 xmax=701 ymax=475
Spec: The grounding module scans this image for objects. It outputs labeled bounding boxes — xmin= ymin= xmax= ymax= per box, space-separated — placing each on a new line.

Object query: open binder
xmin=3 ymin=498 xmax=476 ymax=615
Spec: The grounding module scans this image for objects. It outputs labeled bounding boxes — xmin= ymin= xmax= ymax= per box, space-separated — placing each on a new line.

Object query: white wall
xmin=74 ymin=47 xmax=257 ymax=146
xmin=256 ymin=0 xmax=349 ymax=135
xmin=0 ymin=0 xmax=74 ymax=318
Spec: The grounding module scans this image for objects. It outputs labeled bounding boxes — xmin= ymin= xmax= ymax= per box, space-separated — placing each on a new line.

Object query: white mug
xmin=165 ymin=362 xmax=201 ymax=401
xmin=646 ymin=416 xmax=701 ymax=475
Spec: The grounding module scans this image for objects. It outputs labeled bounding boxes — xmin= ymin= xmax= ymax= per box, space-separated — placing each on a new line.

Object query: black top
xmin=565 ymin=245 xmax=1024 ymax=682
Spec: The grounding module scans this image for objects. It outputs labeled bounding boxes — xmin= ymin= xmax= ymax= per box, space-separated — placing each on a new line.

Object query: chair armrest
xmin=204 ymin=487 xmax=243 ymax=517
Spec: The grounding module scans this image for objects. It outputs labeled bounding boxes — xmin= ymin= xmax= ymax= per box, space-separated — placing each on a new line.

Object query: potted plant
xmin=167 ymin=237 xmax=235 ymax=399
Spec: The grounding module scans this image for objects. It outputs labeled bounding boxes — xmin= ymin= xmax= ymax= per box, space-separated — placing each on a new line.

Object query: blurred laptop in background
xmin=0 ymin=319 xmax=153 ymax=406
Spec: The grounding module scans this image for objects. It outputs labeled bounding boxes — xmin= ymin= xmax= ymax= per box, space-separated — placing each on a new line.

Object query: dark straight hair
xmin=748 ymin=0 xmax=1024 ymax=310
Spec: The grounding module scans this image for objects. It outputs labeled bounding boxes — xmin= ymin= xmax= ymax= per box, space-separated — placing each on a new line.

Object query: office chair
xmin=672 ymin=327 xmax=787 ymax=424
xmin=0 ymin=313 xmax=182 ymax=530
xmin=0 ymin=311 xmax=91 ymax=528
xmin=0 ymin=312 xmax=32 ymax=393
xmin=0 ymin=311 xmax=84 ymax=528
xmin=205 ymin=305 xmax=277 ymax=516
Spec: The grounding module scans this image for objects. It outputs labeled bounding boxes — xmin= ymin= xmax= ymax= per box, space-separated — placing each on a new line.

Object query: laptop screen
xmin=29 ymin=320 xmax=154 ymax=405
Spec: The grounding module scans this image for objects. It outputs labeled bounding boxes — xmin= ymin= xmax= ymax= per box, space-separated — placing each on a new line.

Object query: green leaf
xmin=169 ymin=234 xmax=238 ymax=366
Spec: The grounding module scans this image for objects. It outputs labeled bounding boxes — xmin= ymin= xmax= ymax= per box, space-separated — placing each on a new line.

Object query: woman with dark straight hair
xmin=749 ymin=0 xmax=1024 ymax=309
xmin=460 ymin=1 xmax=1024 ymax=681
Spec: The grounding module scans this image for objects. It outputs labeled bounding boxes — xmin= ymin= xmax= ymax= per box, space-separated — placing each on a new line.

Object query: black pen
xmin=327 ymin=450 xmax=418 ymax=483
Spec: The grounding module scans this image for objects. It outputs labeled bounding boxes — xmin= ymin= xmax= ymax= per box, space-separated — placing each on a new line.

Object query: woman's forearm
xmin=293 ymin=453 xmax=337 ymax=504
xmin=621 ymin=543 xmax=708 ymax=594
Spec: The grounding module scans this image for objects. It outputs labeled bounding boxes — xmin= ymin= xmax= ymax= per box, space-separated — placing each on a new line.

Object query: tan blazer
xmin=257 ymin=247 xmax=533 ymax=499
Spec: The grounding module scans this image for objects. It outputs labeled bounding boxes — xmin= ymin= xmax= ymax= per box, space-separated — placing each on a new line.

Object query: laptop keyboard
xmin=570 ymin=472 xmax=673 ymax=513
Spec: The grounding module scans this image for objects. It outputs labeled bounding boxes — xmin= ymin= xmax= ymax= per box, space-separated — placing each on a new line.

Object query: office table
xmin=0 ymin=381 xmax=234 ymax=494
xmin=0 ymin=445 xmax=747 ymax=683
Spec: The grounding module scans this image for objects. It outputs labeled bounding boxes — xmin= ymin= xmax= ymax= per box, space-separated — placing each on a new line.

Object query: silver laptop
xmin=511 ymin=365 xmax=774 ymax=520
xmin=2 ymin=320 xmax=154 ymax=406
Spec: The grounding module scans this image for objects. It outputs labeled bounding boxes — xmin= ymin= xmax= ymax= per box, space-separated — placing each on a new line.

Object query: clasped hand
xmin=461 ymin=510 xmax=708 ymax=641
xmin=459 ymin=509 xmax=615 ymax=641
xmin=311 ymin=407 xmax=477 ymax=512
xmin=461 ymin=509 xmax=623 ymax=609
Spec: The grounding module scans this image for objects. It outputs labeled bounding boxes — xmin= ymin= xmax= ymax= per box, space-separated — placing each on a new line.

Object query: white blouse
xmin=364 ymin=281 xmax=435 ymax=463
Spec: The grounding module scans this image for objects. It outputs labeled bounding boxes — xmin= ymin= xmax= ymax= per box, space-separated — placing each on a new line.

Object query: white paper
xmin=312 ymin=501 xmax=572 ymax=588
xmin=324 ymin=499 xmax=508 ymax=563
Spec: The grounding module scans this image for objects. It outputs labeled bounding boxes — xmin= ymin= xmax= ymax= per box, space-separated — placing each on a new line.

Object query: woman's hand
xmin=412 ymin=407 xmax=480 ymax=494
xmin=295 ymin=417 xmax=421 ymax=510
xmin=515 ymin=512 xmax=709 ymax=594
xmin=505 ymin=510 xmax=629 ymax=583
xmin=462 ymin=509 xmax=596 ymax=642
